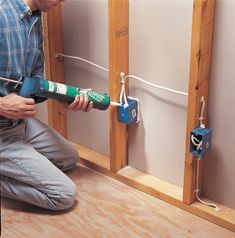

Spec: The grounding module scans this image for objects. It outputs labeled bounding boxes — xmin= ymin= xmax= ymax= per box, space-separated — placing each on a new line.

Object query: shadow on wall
xmin=128 ymin=86 xmax=187 ymax=173
xmin=203 ymin=146 xmax=234 ymax=208
xmin=128 ymin=112 xmax=148 ymax=171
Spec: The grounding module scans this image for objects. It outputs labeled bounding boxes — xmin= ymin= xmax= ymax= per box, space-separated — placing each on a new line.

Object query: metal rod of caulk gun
xmin=0 ymin=76 xmax=22 ymax=85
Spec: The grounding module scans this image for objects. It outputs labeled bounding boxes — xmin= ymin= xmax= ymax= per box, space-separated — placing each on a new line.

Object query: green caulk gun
xmin=0 ymin=76 xmax=114 ymax=110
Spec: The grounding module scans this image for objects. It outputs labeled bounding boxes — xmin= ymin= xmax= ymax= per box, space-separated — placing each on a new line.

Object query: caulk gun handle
xmin=18 ymin=76 xmax=48 ymax=103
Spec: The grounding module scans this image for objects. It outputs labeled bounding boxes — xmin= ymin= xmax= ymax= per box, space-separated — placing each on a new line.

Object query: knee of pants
xmin=47 ymin=180 xmax=78 ymax=211
xmin=55 ymin=144 xmax=79 ymax=171
xmin=64 ymin=147 xmax=79 ymax=171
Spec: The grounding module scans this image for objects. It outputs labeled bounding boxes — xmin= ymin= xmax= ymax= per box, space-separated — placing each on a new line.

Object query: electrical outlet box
xmin=190 ymin=127 xmax=212 ymax=157
xmin=118 ymin=98 xmax=139 ymax=125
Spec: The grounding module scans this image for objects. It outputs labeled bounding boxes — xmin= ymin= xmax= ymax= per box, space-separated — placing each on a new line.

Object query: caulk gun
xmin=0 ymin=76 xmax=111 ymax=110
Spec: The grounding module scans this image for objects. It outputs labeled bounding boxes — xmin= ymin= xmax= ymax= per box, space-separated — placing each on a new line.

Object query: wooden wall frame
xmin=109 ymin=0 xmax=129 ymax=172
xmin=183 ymin=0 xmax=216 ymax=204
xmin=42 ymin=0 xmax=235 ymax=232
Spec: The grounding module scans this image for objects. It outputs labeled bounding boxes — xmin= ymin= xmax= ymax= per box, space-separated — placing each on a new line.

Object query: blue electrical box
xmin=118 ymin=98 xmax=139 ymax=125
xmin=190 ymin=127 xmax=212 ymax=157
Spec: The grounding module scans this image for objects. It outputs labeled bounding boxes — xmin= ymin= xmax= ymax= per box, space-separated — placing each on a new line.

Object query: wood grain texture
xmin=2 ymin=165 xmax=235 ymax=238
xmin=78 ymin=144 xmax=235 ymax=232
xmin=42 ymin=5 xmax=67 ymax=138
xmin=183 ymin=0 xmax=215 ymax=204
xmin=109 ymin=0 xmax=129 ymax=172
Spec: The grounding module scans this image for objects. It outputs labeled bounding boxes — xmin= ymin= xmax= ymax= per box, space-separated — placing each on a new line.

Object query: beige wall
xmin=62 ymin=0 xmax=109 ymax=156
xmin=203 ymin=0 xmax=235 ymax=209
xmin=36 ymin=102 xmax=48 ymax=125
xmin=37 ymin=0 xmax=235 ymax=209
xmin=128 ymin=0 xmax=192 ymax=187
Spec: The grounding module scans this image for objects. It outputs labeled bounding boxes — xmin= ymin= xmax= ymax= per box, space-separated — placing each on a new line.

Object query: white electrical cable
xmin=191 ymin=135 xmax=201 ymax=148
xmin=124 ymin=74 xmax=188 ymax=96
xmin=56 ymin=53 xmax=109 ymax=72
xmin=55 ymin=53 xmax=188 ymax=97
xmin=195 ymin=158 xmax=221 ymax=211
xmin=199 ymin=96 xmax=206 ymax=128
xmin=193 ymin=97 xmax=221 ymax=211
xmin=119 ymin=73 xmax=129 ymax=107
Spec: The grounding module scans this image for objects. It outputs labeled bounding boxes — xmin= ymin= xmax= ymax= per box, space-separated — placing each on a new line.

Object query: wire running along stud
xmin=119 ymin=72 xmax=129 ymax=108
xmin=199 ymin=96 xmax=206 ymax=128
xmin=189 ymin=96 xmax=220 ymax=211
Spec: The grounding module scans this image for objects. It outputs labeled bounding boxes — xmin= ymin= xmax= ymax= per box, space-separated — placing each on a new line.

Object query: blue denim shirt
xmin=0 ymin=0 xmax=44 ymax=96
xmin=0 ymin=0 xmax=44 ymax=124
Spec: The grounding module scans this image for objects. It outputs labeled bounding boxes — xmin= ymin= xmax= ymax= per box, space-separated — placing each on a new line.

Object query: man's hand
xmin=67 ymin=94 xmax=93 ymax=112
xmin=0 ymin=94 xmax=36 ymax=119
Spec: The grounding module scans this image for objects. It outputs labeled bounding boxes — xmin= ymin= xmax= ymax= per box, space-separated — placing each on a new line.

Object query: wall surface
xmin=36 ymin=103 xmax=48 ymax=125
xmin=128 ymin=0 xmax=192 ymax=187
xmin=36 ymin=0 xmax=235 ymax=209
xmin=203 ymin=0 xmax=235 ymax=209
xmin=62 ymin=0 xmax=110 ymax=156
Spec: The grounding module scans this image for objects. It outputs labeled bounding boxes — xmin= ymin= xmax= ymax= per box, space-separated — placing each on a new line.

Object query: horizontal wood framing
xmin=77 ymin=144 xmax=235 ymax=232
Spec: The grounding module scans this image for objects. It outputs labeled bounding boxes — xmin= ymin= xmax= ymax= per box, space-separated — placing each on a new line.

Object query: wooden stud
xmin=183 ymin=0 xmax=215 ymax=204
xmin=42 ymin=5 xmax=67 ymax=138
xmin=109 ymin=0 xmax=129 ymax=172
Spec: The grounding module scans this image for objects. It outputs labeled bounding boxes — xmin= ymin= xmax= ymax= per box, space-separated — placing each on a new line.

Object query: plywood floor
xmin=1 ymin=165 xmax=235 ymax=238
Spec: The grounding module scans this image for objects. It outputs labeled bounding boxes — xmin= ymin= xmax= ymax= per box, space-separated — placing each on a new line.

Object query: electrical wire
xmin=199 ymin=96 xmax=206 ymax=128
xmin=55 ymin=53 xmax=188 ymax=97
xmin=124 ymin=74 xmax=188 ymax=96
xmin=191 ymin=135 xmax=202 ymax=151
xmin=56 ymin=53 xmax=109 ymax=72
xmin=192 ymin=96 xmax=221 ymax=211
xmin=119 ymin=72 xmax=129 ymax=107
xmin=195 ymin=158 xmax=221 ymax=211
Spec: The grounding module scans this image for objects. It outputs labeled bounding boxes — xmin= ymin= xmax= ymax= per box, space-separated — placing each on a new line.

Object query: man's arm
xmin=0 ymin=94 xmax=36 ymax=119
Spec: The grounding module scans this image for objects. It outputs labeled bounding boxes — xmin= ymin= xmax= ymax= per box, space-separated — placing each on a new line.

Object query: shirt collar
xmin=10 ymin=0 xmax=32 ymax=19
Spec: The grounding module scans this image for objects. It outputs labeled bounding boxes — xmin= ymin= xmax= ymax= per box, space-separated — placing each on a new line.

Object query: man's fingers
xmin=84 ymin=101 xmax=93 ymax=112
xmin=24 ymin=98 xmax=35 ymax=105
xmin=21 ymin=110 xmax=37 ymax=118
xmin=68 ymin=94 xmax=93 ymax=112
xmin=77 ymin=94 xmax=85 ymax=109
xmin=81 ymin=95 xmax=89 ymax=111
xmin=68 ymin=95 xmax=80 ymax=110
xmin=24 ymin=105 xmax=36 ymax=111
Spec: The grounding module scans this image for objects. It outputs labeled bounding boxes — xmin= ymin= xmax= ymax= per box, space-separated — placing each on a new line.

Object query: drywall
xmin=36 ymin=103 xmax=48 ymax=125
xmin=203 ymin=1 xmax=235 ymax=209
xmin=128 ymin=0 xmax=192 ymax=187
xmin=62 ymin=0 xmax=109 ymax=156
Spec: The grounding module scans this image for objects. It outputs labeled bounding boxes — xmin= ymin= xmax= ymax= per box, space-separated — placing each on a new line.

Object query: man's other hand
xmin=0 ymin=94 xmax=36 ymax=119
xmin=67 ymin=94 xmax=93 ymax=112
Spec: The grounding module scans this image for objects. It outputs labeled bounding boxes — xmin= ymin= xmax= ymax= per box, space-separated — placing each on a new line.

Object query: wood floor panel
xmin=1 ymin=165 xmax=235 ymax=238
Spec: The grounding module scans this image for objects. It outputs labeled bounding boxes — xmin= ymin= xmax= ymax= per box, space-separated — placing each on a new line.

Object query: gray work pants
xmin=0 ymin=118 xmax=79 ymax=211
